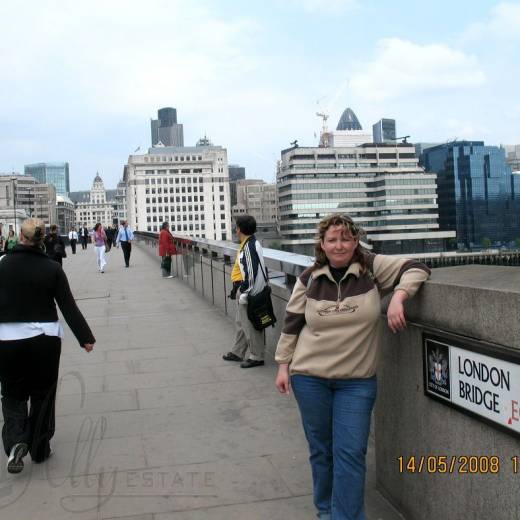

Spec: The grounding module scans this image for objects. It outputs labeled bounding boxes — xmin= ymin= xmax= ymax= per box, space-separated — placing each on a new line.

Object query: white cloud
xmin=462 ymin=2 xmax=520 ymax=42
xmin=349 ymin=38 xmax=486 ymax=102
xmin=285 ymin=0 xmax=359 ymax=13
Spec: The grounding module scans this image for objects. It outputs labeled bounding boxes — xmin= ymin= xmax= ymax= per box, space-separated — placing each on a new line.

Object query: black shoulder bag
xmin=246 ymin=245 xmax=277 ymax=331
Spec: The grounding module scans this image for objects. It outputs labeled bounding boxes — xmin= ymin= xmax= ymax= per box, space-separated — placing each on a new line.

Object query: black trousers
xmin=121 ymin=241 xmax=132 ymax=267
xmin=0 ymin=334 xmax=61 ymax=462
xmin=70 ymin=239 xmax=77 ymax=254
xmin=81 ymin=237 xmax=88 ymax=249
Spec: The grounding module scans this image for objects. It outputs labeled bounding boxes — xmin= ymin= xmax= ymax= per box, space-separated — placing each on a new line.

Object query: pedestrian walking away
xmin=44 ymin=225 xmax=66 ymax=266
xmin=116 ymin=220 xmax=134 ymax=268
xmin=80 ymin=224 xmax=89 ymax=250
xmin=0 ymin=218 xmax=95 ymax=474
xmin=105 ymin=225 xmax=115 ymax=252
xmin=158 ymin=221 xmax=176 ymax=278
xmin=68 ymin=227 xmax=78 ymax=254
xmin=92 ymin=223 xmax=107 ymax=273
xmin=222 ymin=215 xmax=267 ymax=369
xmin=274 ymin=213 xmax=430 ymax=520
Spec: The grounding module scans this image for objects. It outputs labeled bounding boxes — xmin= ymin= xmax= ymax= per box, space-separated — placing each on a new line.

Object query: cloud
xmin=349 ymin=38 xmax=486 ymax=102
xmin=462 ymin=2 xmax=520 ymax=42
xmin=285 ymin=0 xmax=359 ymax=13
xmin=0 ymin=1 xmax=259 ymax=121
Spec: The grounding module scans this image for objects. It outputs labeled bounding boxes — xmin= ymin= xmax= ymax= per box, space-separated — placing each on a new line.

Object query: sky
xmin=1 ymin=0 xmax=519 ymax=191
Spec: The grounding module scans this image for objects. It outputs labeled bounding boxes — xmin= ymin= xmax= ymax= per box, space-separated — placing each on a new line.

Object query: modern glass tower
xmin=421 ymin=141 xmax=520 ymax=249
xmin=373 ymin=119 xmax=396 ymax=143
xmin=151 ymin=107 xmax=184 ymax=147
xmin=336 ymin=108 xmax=363 ymax=131
xmin=24 ymin=162 xmax=70 ymax=196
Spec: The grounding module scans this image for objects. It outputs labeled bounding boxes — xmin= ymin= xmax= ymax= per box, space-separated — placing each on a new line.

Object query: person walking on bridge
xmin=116 ymin=220 xmax=134 ymax=268
xmin=92 ymin=223 xmax=107 ymax=273
xmin=275 ymin=213 xmax=430 ymax=520
xmin=0 ymin=218 xmax=95 ymax=473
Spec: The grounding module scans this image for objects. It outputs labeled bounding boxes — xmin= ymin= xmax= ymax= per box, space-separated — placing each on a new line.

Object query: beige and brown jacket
xmin=275 ymin=253 xmax=430 ymax=379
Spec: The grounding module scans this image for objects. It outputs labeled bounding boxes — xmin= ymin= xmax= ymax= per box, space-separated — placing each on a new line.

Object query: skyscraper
xmin=228 ymin=164 xmax=246 ymax=207
xmin=421 ymin=141 xmax=520 ymax=249
xmin=336 ymin=108 xmax=363 ymax=131
xmin=24 ymin=162 xmax=70 ymax=196
xmin=151 ymin=107 xmax=184 ymax=147
xmin=372 ymin=119 xmax=396 ymax=143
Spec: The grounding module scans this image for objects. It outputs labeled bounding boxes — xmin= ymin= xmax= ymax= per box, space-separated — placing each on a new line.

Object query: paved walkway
xmin=0 ymin=243 xmax=404 ymax=520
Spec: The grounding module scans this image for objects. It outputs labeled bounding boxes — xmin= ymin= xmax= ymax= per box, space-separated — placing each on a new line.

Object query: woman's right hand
xmin=275 ymin=363 xmax=291 ymax=394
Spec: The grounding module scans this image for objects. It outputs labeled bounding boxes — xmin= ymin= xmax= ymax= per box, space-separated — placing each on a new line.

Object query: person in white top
xmin=68 ymin=227 xmax=78 ymax=254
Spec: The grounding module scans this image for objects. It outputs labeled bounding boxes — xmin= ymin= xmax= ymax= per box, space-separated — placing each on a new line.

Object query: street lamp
xmin=11 ymin=177 xmax=17 ymax=235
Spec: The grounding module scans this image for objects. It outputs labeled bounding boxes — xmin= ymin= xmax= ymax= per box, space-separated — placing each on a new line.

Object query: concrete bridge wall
xmin=136 ymin=234 xmax=520 ymax=520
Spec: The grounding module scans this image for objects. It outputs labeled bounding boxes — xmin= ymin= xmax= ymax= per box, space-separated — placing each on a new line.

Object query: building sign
xmin=423 ymin=332 xmax=520 ymax=437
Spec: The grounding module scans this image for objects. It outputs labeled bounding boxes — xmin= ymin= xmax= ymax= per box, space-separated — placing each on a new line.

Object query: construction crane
xmin=390 ymin=135 xmax=411 ymax=144
xmin=316 ymin=112 xmax=330 ymax=147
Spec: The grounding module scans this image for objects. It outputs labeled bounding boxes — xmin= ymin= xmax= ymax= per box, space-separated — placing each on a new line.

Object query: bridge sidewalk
xmin=0 ymin=243 xmax=403 ymax=520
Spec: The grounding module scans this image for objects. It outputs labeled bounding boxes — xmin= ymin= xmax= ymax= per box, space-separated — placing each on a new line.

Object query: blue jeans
xmin=291 ymin=375 xmax=377 ymax=520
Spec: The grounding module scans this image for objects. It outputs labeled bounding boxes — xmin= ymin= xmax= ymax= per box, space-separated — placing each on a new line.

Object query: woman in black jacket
xmin=44 ymin=224 xmax=66 ymax=265
xmin=0 ymin=218 xmax=95 ymax=474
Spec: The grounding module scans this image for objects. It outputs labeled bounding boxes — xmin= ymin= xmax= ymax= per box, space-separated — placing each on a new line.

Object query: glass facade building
xmin=372 ymin=119 xmax=396 ymax=143
xmin=24 ymin=162 xmax=70 ymax=196
xmin=421 ymin=141 xmax=520 ymax=249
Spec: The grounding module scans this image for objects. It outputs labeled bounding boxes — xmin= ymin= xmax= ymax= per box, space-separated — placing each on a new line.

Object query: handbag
xmin=246 ymin=245 xmax=277 ymax=331
xmin=161 ymin=255 xmax=172 ymax=270
xmin=55 ymin=243 xmax=67 ymax=258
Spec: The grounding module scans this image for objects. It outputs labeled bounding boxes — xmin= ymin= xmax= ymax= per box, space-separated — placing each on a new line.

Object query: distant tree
xmin=515 ymin=238 xmax=520 ymax=250
xmin=268 ymin=240 xmax=283 ymax=250
xmin=481 ymin=237 xmax=492 ymax=249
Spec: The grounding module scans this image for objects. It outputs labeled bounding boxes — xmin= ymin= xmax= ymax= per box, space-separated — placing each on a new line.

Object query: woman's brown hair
xmin=311 ymin=213 xmax=370 ymax=272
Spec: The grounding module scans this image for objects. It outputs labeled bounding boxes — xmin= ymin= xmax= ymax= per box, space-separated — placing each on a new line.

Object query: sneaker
xmin=240 ymin=359 xmax=265 ymax=369
xmin=7 ymin=443 xmax=28 ymax=474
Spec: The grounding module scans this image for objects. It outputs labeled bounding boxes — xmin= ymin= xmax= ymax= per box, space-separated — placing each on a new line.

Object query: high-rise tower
xmin=151 ymin=107 xmax=184 ymax=147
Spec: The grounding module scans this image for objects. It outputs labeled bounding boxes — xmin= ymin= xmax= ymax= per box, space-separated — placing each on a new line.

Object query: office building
xmin=277 ymin=142 xmax=455 ymax=255
xmin=114 ymin=179 xmax=127 ymax=224
xmin=228 ymin=164 xmax=246 ymax=207
xmin=56 ymin=195 xmax=76 ymax=232
xmin=373 ymin=119 xmax=396 ymax=143
xmin=232 ymin=179 xmax=277 ymax=224
xmin=24 ymin=162 xmax=70 ymax=196
xmin=124 ymin=143 xmax=232 ymax=240
xmin=74 ymin=174 xmax=114 ymax=228
xmin=0 ymin=174 xmax=57 ymax=226
xmin=336 ymin=108 xmax=363 ymax=130
xmin=151 ymin=107 xmax=184 ymax=147
xmin=421 ymin=141 xmax=520 ymax=249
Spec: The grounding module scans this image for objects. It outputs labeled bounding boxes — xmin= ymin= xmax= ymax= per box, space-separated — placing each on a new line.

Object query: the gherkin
xmin=336 ymin=108 xmax=362 ymax=130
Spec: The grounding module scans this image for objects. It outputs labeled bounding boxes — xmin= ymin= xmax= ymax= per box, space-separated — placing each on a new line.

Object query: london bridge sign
xmin=423 ymin=332 xmax=520 ymax=437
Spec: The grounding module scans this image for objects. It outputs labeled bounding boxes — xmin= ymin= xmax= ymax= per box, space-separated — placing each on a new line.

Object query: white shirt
xmin=0 ymin=322 xmax=64 ymax=341
xmin=69 ymin=231 xmax=78 ymax=240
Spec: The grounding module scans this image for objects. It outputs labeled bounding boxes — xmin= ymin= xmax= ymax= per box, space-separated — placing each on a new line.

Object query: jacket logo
xmin=318 ymin=303 xmax=359 ymax=316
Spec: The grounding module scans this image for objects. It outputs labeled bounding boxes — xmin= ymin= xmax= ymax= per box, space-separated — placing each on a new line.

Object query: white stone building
xmin=75 ymin=174 xmax=114 ymax=228
xmin=123 ymin=144 xmax=232 ymax=240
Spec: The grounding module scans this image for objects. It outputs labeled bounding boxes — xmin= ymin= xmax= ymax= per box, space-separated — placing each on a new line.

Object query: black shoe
xmin=7 ymin=443 xmax=28 ymax=474
xmin=223 ymin=352 xmax=243 ymax=362
xmin=32 ymin=449 xmax=53 ymax=464
xmin=240 ymin=359 xmax=265 ymax=369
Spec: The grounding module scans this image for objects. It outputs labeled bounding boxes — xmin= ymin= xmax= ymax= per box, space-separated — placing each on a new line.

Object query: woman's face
xmin=321 ymin=224 xmax=358 ymax=268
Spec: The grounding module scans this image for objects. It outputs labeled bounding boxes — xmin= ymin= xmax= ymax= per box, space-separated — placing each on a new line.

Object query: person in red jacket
xmin=158 ymin=221 xmax=176 ymax=278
